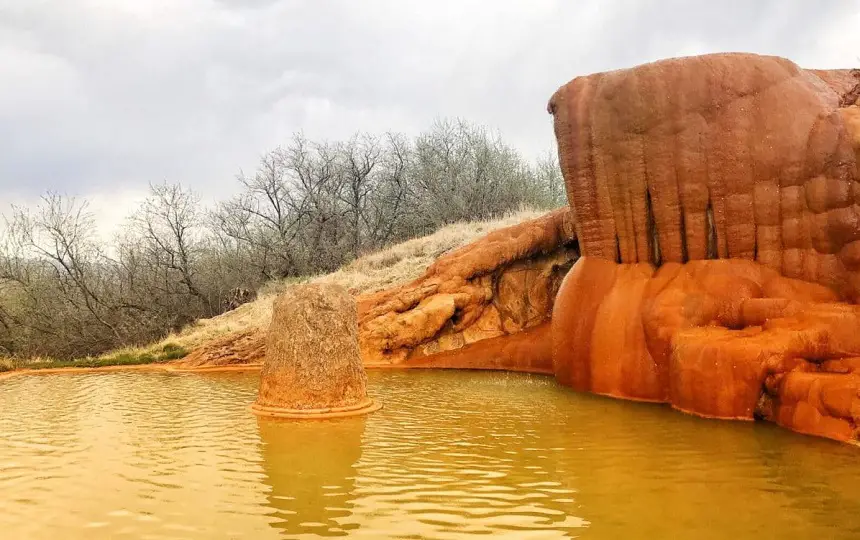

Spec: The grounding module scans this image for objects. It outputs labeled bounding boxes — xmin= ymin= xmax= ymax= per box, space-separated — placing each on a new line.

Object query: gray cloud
xmin=1 ymin=0 xmax=857 ymax=214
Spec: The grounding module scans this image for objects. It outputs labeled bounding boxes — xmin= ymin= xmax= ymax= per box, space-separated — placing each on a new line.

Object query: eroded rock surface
xmin=252 ymin=283 xmax=378 ymax=417
xmin=549 ymin=53 xmax=860 ymax=300
xmin=358 ymin=207 xmax=578 ymax=367
xmin=552 ymin=256 xmax=860 ymax=444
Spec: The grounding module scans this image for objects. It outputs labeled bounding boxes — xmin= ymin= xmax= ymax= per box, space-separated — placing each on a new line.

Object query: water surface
xmin=1 ymin=370 xmax=858 ymax=539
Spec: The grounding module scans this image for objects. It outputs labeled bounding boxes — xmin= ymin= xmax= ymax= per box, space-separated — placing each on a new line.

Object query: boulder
xmin=251 ymin=283 xmax=380 ymax=418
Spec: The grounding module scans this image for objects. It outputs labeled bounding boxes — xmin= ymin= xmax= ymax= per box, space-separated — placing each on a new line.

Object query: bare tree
xmin=132 ymin=182 xmax=210 ymax=313
xmin=0 ymin=194 xmax=123 ymax=357
xmin=533 ymin=150 xmax=567 ymax=208
xmin=409 ymin=119 xmax=540 ymax=228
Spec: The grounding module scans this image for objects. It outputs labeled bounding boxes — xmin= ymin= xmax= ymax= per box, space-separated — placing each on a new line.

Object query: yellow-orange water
xmin=1 ymin=370 xmax=859 ymax=539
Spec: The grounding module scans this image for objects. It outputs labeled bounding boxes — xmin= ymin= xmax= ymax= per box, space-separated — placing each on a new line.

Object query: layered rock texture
xmin=358 ymin=207 xmax=577 ymax=369
xmin=547 ymin=53 xmax=860 ymax=445
xmin=252 ymin=283 xmax=380 ymax=418
xmin=548 ymin=53 xmax=860 ymax=300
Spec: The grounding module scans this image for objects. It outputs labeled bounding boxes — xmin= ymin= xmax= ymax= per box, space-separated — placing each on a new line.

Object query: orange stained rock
xmin=252 ymin=283 xmax=380 ymax=418
xmin=551 ymin=257 xmax=663 ymax=400
xmin=357 ymin=207 xmax=577 ymax=364
xmin=549 ymin=53 xmax=860 ymax=300
xmin=552 ymin=256 xmax=860 ymax=444
xmin=393 ymin=322 xmax=555 ymax=375
xmin=763 ymin=371 xmax=860 ymax=441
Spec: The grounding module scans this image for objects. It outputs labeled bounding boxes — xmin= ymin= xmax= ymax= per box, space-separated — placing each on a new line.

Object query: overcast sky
xmin=2 ymin=0 xmax=859 ymax=236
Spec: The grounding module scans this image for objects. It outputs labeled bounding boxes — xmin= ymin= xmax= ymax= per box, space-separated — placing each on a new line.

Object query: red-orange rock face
xmin=549 ymin=53 xmax=860 ymax=300
xmin=552 ymin=256 xmax=860 ymax=444
xmin=358 ymin=207 xmax=578 ymax=368
xmin=548 ymin=53 xmax=860 ymax=445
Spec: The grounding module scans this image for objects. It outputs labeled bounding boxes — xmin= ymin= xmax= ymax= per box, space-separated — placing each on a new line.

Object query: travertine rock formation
xmin=553 ymin=257 xmax=860 ymax=442
xmin=252 ymin=283 xmax=380 ymax=417
xmin=548 ymin=53 xmax=860 ymax=299
xmin=188 ymin=52 xmax=860 ymax=445
xmin=358 ymin=207 xmax=578 ymax=367
xmin=548 ymin=53 xmax=860 ymax=445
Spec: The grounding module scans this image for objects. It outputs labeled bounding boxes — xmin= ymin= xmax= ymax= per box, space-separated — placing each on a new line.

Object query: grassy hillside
xmin=0 ymin=208 xmax=544 ymax=372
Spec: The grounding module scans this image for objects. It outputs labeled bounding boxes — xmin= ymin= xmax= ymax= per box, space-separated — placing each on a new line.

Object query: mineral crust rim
xmin=250 ymin=397 xmax=382 ymax=419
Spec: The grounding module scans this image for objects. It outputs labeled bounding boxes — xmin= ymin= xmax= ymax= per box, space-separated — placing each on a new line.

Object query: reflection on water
xmin=258 ymin=416 xmax=365 ymax=537
xmin=1 ymin=370 xmax=859 ymax=539
xmin=349 ymin=371 xmax=587 ymax=538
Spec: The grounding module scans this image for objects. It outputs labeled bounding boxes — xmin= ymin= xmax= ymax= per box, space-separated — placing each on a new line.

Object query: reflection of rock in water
xmin=257 ymin=416 xmax=366 ymax=537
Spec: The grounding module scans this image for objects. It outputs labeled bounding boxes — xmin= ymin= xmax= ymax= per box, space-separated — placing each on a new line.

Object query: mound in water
xmin=252 ymin=283 xmax=380 ymax=418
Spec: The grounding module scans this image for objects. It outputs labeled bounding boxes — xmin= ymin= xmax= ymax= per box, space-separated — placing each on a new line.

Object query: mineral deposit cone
xmin=252 ymin=283 xmax=381 ymax=418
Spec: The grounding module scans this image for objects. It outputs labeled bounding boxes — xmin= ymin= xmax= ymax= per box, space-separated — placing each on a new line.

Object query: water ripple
xmin=1 ymin=369 xmax=860 ymax=538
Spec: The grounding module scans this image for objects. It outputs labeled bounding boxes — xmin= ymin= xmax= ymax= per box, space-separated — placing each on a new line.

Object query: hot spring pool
xmin=0 ymin=369 xmax=858 ymax=539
